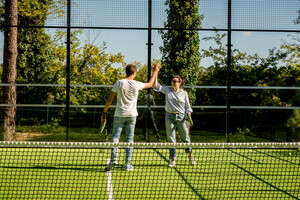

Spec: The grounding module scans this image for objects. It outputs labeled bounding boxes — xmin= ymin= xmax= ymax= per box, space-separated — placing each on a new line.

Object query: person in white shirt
xmin=153 ymin=74 xmax=196 ymax=168
xmin=101 ymin=63 xmax=160 ymax=171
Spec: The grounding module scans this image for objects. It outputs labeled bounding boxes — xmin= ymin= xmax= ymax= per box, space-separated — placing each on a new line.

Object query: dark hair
xmin=125 ymin=64 xmax=137 ymax=77
xmin=172 ymin=74 xmax=184 ymax=88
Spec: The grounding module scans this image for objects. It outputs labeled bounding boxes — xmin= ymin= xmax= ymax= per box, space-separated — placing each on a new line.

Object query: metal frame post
xmin=66 ymin=0 xmax=71 ymax=141
xmin=226 ymin=0 xmax=232 ymax=142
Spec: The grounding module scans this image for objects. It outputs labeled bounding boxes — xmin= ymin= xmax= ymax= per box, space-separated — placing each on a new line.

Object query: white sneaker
xmin=124 ymin=164 xmax=134 ymax=171
xmin=168 ymin=160 xmax=176 ymax=168
xmin=189 ymin=156 xmax=196 ymax=166
xmin=105 ymin=162 xmax=117 ymax=171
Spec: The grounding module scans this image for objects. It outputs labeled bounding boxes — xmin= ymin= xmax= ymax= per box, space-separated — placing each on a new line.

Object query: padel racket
xmin=100 ymin=119 xmax=107 ymax=134
xmin=187 ymin=115 xmax=194 ymax=127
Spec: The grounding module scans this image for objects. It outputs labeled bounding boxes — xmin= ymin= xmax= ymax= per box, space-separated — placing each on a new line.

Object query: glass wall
xmin=0 ymin=0 xmax=299 ymax=142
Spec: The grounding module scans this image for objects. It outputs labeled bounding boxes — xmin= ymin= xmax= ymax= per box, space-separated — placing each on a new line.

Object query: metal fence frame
xmin=1 ymin=0 xmax=299 ymax=141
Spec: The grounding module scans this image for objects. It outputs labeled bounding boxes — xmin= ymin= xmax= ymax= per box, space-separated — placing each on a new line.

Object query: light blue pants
xmin=110 ymin=116 xmax=136 ymax=164
xmin=165 ymin=112 xmax=192 ymax=160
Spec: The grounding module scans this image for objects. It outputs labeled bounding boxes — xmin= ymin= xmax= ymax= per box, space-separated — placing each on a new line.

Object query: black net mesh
xmin=0 ymin=142 xmax=299 ymax=199
xmin=71 ymin=0 xmax=149 ymax=28
xmin=9 ymin=0 xmax=299 ymax=31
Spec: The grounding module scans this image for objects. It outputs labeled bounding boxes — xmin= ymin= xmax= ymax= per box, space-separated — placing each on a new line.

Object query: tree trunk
xmin=1 ymin=0 xmax=18 ymax=141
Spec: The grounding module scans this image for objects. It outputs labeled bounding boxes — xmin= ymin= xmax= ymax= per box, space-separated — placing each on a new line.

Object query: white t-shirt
xmin=112 ymin=79 xmax=146 ymax=117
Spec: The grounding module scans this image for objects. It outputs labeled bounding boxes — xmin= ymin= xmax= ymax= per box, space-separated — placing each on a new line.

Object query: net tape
xmin=1 ymin=141 xmax=299 ymax=149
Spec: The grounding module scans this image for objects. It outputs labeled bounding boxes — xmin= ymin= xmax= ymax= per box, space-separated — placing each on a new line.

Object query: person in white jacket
xmin=153 ymin=74 xmax=196 ymax=168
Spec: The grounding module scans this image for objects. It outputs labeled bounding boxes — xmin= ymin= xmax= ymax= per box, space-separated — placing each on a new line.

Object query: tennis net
xmin=0 ymin=141 xmax=299 ymax=200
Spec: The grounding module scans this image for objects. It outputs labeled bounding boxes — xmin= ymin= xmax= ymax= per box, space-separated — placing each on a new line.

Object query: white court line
xmin=106 ymin=160 xmax=114 ymax=200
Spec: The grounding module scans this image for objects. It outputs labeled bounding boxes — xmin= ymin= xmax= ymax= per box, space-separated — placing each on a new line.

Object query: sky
xmin=84 ymin=29 xmax=295 ymax=68
xmin=0 ymin=0 xmax=299 ymax=67
xmin=0 ymin=29 xmax=296 ymax=67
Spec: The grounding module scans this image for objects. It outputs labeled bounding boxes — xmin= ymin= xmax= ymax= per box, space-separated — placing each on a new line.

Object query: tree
xmin=1 ymin=0 xmax=18 ymax=141
xmin=159 ymin=0 xmax=202 ymax=103
xmin=50 ymin=30 xmax=125 ymax=106
xmin=281 ymin=33 xmax=300 ymax=77
xmin=44 ymin=29 xmax=125 ymax=127
xmin=286 ymin=109 xmax=300 ymax=142
xmin=0 ymin=0 xmax=67 ymax=126
xmin=1 ymin=1 xmax=125 ymax=127
xmin=12 ymin=0 xmax=66 ymax=127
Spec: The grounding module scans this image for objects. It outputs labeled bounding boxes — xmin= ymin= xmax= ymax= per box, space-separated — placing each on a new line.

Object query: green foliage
xmin=228 ymin=128 xmax=261 ymax=142
xmin=286 ymin=110 xmax=300 ymax=141
xmin=1 ymin=1 xmax=299 ymax=139
xmin=234 ymin=128 xmax=256 ymax=137
xmin=17 ymin=27 xmax=126 ymax=124
xmin=199 ymin=32 xmax=299 ymax=106
xmin=50 ymin=30 xmax=125 ymax=107
xmin=281 ymin=33 xmax=300 ymax=71
xmin=159 ymin=0 xmax=202 ymax=103
xmin=196 ymin=31 xmax=300 ymax=138
xmin=17 ymin=27 xmax=57 ymax=104
xmin=1 ymin=1 xmax=126 ymax=125
xmin=0 ymin=0 xmax=66 ymax=26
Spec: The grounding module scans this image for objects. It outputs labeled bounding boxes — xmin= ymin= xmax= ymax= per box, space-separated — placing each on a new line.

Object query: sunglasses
xmin=172 ymin=80 xmax=181 ymax=83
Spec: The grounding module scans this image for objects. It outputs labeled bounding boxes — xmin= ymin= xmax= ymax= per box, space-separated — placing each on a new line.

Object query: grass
xmin=0 ymin=147 xmax=299 ymax=199
xmin=7 ymin=126 xmax=297 ymax=199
